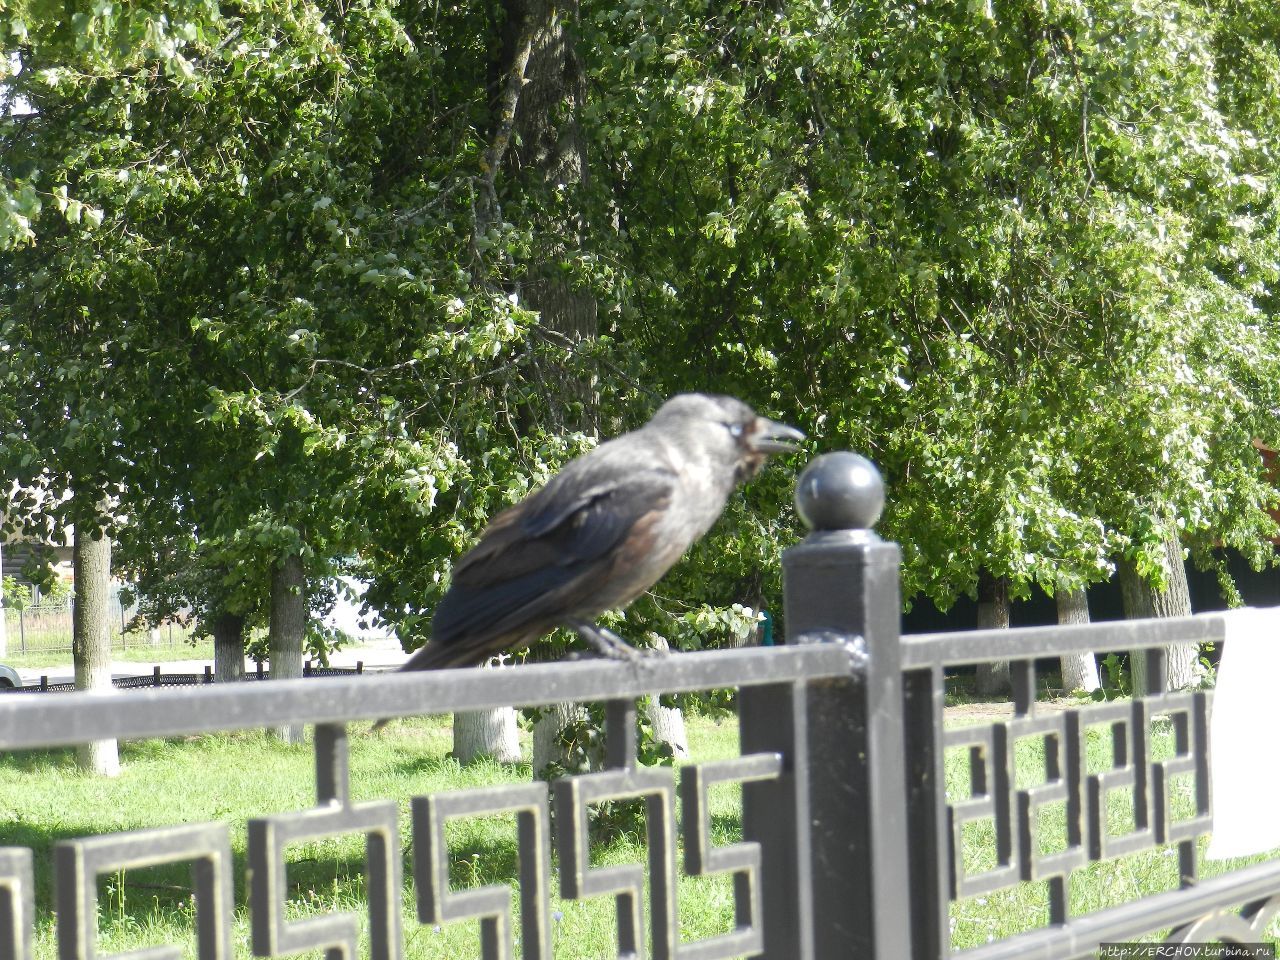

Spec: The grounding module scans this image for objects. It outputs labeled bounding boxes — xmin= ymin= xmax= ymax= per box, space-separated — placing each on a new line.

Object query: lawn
xmin=1 ymin=708 xmax=1277 ymax=957
xmin=3 ymin=640 xmax=217 ymax=671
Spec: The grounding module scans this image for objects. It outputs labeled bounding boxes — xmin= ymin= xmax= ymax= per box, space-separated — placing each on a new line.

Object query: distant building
xmin=1 ymin=491 xmax=74 ymax=589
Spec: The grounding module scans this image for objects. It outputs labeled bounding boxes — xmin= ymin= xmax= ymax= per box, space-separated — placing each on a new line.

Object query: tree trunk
xmin=73 ymin=516 xmax=120 ymax=776
xmin=644 ymin=696 xmax=689 ymax=761
xmin=0 ymin=539 xmax=7 ymax=658
xmin=1119 ymin=533 xmax=1201 ymax=693
xmin=533 ymin=702 xmax=602 ymax=780
xmin=501 ymin=0 xmax=596 ymax=427
xmin=643 ymin=635 xmax=687 ymax=759
xmin=454 ymin=707 xmax=522 ymax=764
xmin=973 ymin=571 xmax=1012 ymax=697
xmin=454 ymin=658 xmax=522 ymax=763
xmin=269 ymin=552 xmax=306 ymax=743
xmin=1056 ymin=586 xmax=1100 ymax=694
xmin=491 ymin=0 xmax=603 ymax=777
xmin=212 ymin=610 xmax=246 ymax=683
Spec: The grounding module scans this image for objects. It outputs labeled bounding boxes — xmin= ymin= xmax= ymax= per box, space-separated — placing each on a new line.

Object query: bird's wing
xmin=432 ymin=464 xmax=676 ymax=647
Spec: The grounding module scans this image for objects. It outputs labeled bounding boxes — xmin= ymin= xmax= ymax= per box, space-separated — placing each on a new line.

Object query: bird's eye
xmin=726 ymin=422 xmax=744 ymax=438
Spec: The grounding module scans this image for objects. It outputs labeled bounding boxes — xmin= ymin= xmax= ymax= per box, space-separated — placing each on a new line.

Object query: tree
xmin=0 ymin=539 xmax=6 ymax=657
xmin=7 ymin=0 xmax=1280 ymax=743
xmin=0 ymin=1 xmax=223 ymax=247
xmin=269 ymin=553 xmax=306 ymax=743
xmin=580 ymin=0 xmax=1280 ymax=634
xmin=1 ymin=2 xmax=510 ymax=682
xmin=453 ymin=658 xmax=522 ymax=764
xmin=1119 ymin=539 xmax=1201 ymax=693
xmin=210 ymin=610 xmax=247 ymax=683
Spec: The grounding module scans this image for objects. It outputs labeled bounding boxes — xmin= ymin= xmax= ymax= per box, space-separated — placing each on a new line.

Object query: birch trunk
xmin=1057 ymin=586 xmax=1100 ymax=694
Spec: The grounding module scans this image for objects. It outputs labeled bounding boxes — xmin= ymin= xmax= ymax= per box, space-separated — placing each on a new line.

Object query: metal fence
xmin=0 ymin=453 xmax=1274 ymax=959
xmin=2 ymin=593 xmax=193 ymax=656
xmin=3 ymin=661 xmax=365 ymax=693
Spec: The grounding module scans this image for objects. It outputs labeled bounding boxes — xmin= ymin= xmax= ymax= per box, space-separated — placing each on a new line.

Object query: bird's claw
xmin=568 ymin=620 xmax=649 ymax=661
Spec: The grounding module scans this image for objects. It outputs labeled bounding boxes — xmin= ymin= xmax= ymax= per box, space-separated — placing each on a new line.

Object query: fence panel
xmin=0 ymin=646 xmax=858 ymax=960
xmin=1 ymin=452 xmax=1278 ymax=959
xmin=901 ymin=615 xmax=1280 ymax=956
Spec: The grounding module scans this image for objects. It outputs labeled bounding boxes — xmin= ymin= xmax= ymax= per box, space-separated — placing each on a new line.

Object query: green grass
xmin=3 ymin=708 xmax=1278 ymax=957
xmin=2 ymin=714 xmax=745 ymax=959
xmin=4 ymin=639 xmax=215 ymax=671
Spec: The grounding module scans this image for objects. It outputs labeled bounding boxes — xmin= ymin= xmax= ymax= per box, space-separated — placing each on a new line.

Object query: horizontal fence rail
xmin=0 ymin=661 xmax=365 ymax=694
xmin=0 ymin=645 xmax=854 ymax=751
xmin=900 ymin=613 xmax=1228 ymax=668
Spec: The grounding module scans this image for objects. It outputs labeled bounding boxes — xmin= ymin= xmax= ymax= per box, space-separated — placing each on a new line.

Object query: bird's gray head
xmin=648 ymin=393 xmax=805 ymax=483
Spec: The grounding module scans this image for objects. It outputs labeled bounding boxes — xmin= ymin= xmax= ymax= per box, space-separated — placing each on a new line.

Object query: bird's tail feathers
xmin=400 ymin=639 xmax=489 ymax=671
xmin=370 ymin=632 xmax=537 ymax=733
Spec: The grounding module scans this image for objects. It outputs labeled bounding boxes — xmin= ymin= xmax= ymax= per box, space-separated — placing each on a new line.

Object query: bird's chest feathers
xmin=658 ymin=446 xmax=735 ymax=543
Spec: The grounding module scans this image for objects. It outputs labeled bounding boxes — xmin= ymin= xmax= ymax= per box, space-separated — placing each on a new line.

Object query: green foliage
xmin=1 ymin=574 xmax=30 ymax=610
xmin=581 ymin=0 xmax=1280 ymax=609
xmin=1092 ymin=652 xmax=1132 ymax=702
xmin=3 ymin=0 xmax=1280 ymax=672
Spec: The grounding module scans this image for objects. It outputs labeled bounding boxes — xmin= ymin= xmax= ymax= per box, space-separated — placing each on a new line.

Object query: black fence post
xmin=781 ymin=452 xmax=912 ymax=960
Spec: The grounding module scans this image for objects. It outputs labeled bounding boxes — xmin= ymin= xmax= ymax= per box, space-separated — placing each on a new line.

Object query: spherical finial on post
xmin=794 ymin=452 xmax=885 ymax=532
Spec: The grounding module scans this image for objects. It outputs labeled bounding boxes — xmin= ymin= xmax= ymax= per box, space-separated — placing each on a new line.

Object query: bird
xmin=401 ymin=393 xmax=804 ymax=671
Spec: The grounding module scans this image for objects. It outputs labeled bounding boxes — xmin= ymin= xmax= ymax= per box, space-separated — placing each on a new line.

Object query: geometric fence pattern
xmin=904 ymin=622 xmax=1280 ymax=957
xmin=0 ymin=646 xmax=849 ymax=960
xmin=2 ymin=628 xmax=1278 ymax=959
xmin=6 ymin=708 xmax=789 ymax=960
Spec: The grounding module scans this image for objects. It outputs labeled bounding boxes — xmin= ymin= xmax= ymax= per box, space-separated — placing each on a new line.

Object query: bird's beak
xmin=749 ymin=418 xmax=806 ymax=455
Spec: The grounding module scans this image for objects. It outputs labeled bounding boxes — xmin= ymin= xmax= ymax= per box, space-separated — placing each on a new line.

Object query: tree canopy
xmin=2 ymin=0 xmax=1278 ymax=650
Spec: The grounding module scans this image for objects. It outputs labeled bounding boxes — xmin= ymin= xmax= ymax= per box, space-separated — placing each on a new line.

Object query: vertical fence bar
xmin=605 ymin=699 xmax=638 ymax=771
xmin=782 ymin=452 xmax=912 ymax=960
xmin=740 ymin=680 xmax=813 ymax=960
xmin=904 ymin=664 xmax=951 ymax=960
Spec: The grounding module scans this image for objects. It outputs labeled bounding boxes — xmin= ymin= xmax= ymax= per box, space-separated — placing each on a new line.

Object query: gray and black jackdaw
xmin=401 ymin=393 xmax=804 ymax=670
